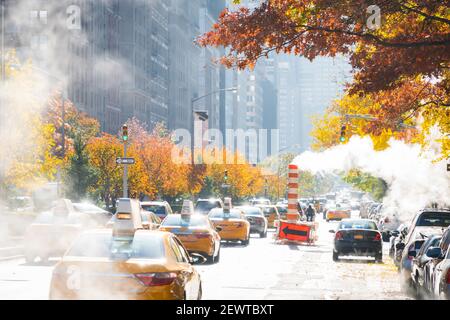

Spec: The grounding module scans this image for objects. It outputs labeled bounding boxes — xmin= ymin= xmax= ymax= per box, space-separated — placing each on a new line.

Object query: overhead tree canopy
xmin=199 ymin=0 xmax=450 ymax=154
xmin=199 ymin=0 xmax=449 ymax=93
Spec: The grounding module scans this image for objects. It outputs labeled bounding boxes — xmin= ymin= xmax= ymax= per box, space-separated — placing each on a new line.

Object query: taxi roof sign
xmin=223 ymin=197 xmax=232 ymax=213
xmin=113 ymin=198 xmax=143 ymax=238
xmin=181 ymin=200 xmax=195 ymax=215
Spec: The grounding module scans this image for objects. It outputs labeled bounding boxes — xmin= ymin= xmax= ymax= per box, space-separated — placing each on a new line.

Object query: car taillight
xmin=134 ymin=272 xmax=177 ymax=286
xmin=335 ymin=231 xmax=344 ymax=240
xmin=195 ymin=233 xmax=211 ymax=239
xmin=373 ymin=233 xmax=381 ymax=241
xmin=384 ymin=217 xmax=390 ymax=223
xmin=446 ymin=270 xmax=450 ymax=284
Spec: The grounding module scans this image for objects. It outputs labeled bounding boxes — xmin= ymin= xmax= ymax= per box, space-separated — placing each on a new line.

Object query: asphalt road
xmin=0 ymin=212 xmax=412 ymax=300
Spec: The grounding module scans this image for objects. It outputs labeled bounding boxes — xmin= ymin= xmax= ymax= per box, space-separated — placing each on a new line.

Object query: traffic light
xmin=122 ymin=124 xmax=128 ymax=142
xmin=224 ymin=170 xmax=228 ymax=182
xmin=340 ymin=125 xmax=347 ymax=143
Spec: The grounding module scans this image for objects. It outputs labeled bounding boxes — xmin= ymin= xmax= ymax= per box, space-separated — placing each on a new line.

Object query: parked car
xmin=425 ymin=226 xmax=450 ymax=299
xmin=377 ymin=206 xmax=401 ymax=242
xmin=411 ymin=234 xmax=442 ymax=298
xmin=140 ymin=201 xmax=173 ymax=220
xmin=398 ymin=209 xmax=450 ymax=288
xmin=359 ymin=201 xmax=374 ymax=219
xmin=389 ymin=224 xmax=408 ymax=260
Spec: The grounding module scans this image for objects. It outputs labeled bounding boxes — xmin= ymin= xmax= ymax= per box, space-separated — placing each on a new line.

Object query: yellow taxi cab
xmin=24 ymin=199 xmax=102 ymax=264
xmin=326 ymin=204 xmax=351 ymax=222
xmin=159 ymin=200 xmax=221 ymax=263
xmin=106 ymin=210 xmax=160 ymax=230
xmin=49 ymin=198 xmax=203 ymax=300
xmin=256 ymin=205 xmax=280 ymax=228
xmin=208 ymin=198 xmax=250 ymax=245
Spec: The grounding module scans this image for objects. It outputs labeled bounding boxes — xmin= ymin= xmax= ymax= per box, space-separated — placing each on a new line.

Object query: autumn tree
xmin=64 ymin=134 xmax=97 ymax=201
xmin=0 ymin=53 xmax=62 ymax=196
xmin=199 ymin=1 xmax=450 ymax=155
xmin=86 ymin=134 xmax=152 ymax=207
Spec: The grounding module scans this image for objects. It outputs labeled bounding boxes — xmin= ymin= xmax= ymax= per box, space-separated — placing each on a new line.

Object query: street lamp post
xmin=190 ymin=87 xmax=237 ymax=165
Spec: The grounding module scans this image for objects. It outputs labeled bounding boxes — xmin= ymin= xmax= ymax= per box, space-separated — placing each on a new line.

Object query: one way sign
xmin=116 ymin=157 xmax=136 ymax=165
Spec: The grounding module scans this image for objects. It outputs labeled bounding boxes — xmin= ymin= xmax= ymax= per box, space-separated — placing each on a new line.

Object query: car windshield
xmin=161 ymin=215 xmax=209 ymax=227
xmin=416 ymin=212 xmax=450 ymax=227
xmin=66 ymin=233 xmax=165 ymax=259
xmin=141 ymin=205 xmax=166 ymax=215
xmin=238 ymin=207 xmax=263 ymax=216
xmin=209 ymin=209 xmax=241 ymax=219
xmin=339 ymin=220 xmax=378 ymax=230
xmin=195 ymin=200 xmax=220 ymax=212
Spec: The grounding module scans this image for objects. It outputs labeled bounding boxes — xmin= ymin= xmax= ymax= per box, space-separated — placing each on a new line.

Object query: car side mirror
xmin=426 ymin=247 xmax=442 ymax=259
xmin=329 ymin=229 xmax=335 ymax=233
xmin=189 ymin=253 xmax=207 ymax=265
xmin=215 ymin=226 xmax=223 ymax=232
xmin=396 ymin=243 xmax=405 ymax=250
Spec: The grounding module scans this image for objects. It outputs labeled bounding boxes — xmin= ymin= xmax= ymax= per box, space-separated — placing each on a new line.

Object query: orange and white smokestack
xmin=286 ymin=164 xmax=300 ymax=221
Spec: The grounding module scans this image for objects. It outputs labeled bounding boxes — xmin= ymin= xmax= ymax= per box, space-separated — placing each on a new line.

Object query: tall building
xmin=296 ymin=56 xmax=352 ymax=151
xmin=167 ymin=0 xmax=200 ymax=132
xmin=118 ymin=0 xmax=169 ymax=131
xmin=277 ymin=56 xmax=299 ymax=153
xmin=276 ymin=54 xmax=352 ymax=153
xmin=2 ymin=0 xmax=170 ymax=133
xmin=197 ymin=0 xmax=225 ymax=131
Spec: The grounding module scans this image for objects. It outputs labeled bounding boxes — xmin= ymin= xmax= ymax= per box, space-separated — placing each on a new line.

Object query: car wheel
xmin=260 ymin=230 xmax=267 ymax=238
xmin=382 ymin=232 xmax=390 ymax=242
xmin=214 ymin=247 xmax=221 ymax=263
xmin=206 ymin=253 xmax=215 ymax=264
xmin=326 ymin=219 xmax=329 ymax=222
xmin=375 ymin=253 xmax=383 ymax=263
xmin=242 ymin=237 xmax=250 ymax=246
xmin=197 ymin=284 xmax=202 ymax=300
xmin=332 ymin=251 xmax=339 ymax=262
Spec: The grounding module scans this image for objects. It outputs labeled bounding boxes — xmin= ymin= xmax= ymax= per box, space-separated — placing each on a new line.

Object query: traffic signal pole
xmin=122 ymin=124 xmax=129 ymax=198
xmin=123 ymin=142 xmax=128 ymax=198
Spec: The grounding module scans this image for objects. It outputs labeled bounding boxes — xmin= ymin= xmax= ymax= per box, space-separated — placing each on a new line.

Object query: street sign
xmin=116 ymin=157 xmax=135 ymax=165
xmin=278 ymin=221 xmax=310 ymax=242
